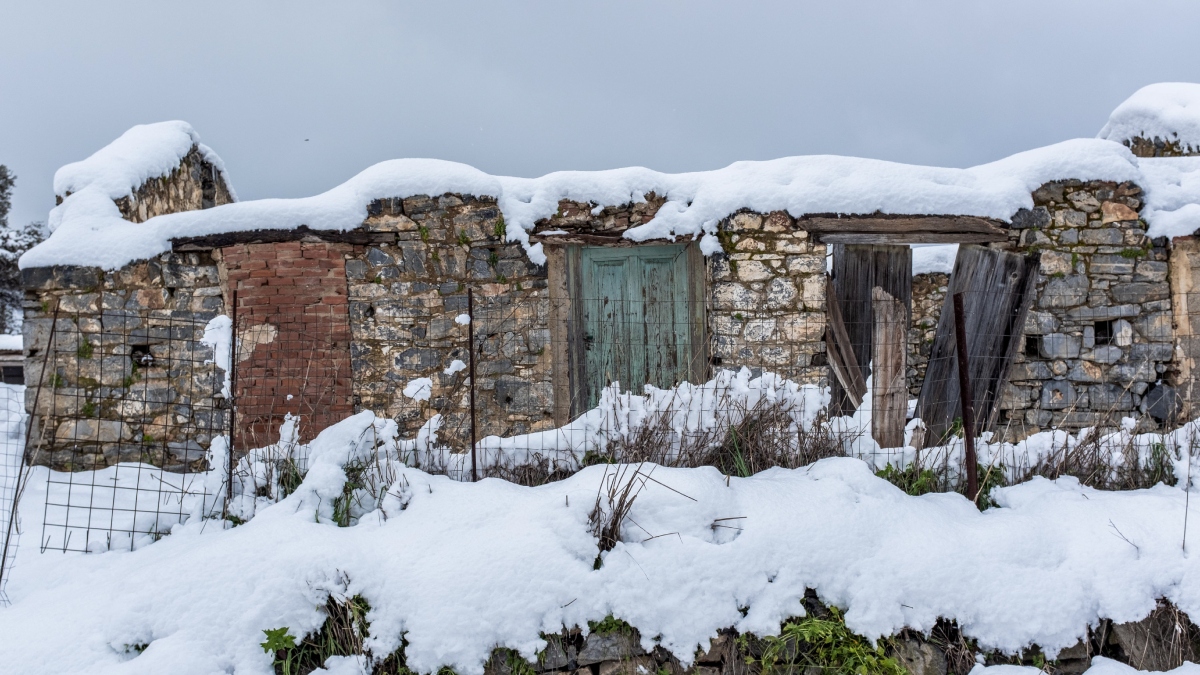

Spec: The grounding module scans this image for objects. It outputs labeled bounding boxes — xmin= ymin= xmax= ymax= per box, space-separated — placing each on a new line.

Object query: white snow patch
xmin=455 ymin=313 xmax=471 ymax=325
xmin=443 ymin=360 xmax=467 ymax=376
xmin=1140 ymin=156 xmax=1200 ymax=239
xmin=199 ymin=315 xmax=232 ymax=398
xmin=1099 ymin=83 xmax=1200 ymax=150
xmin=0 ymin=334 xmax=22 ymax=351
xmin=911 ymin=244 xmax=958 ymax=275
xmin=403 ymin=378 xmax=433 ymax=402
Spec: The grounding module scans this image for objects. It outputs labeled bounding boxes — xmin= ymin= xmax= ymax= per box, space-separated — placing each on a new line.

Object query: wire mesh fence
xmin=27 ymin=310 xmax=228 ymax=553
xmin=0 ymin=277 xmax=1195 ymax=567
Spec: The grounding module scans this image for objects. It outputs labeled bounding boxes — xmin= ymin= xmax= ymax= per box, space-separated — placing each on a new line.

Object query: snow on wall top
xmin=1140 ymin=157 xmax=1200 ymax=240
xmin=47 ymin=121 xmax=235 ymax=236
xmin=1099 ymin=83 xmax=1200 ymax=150
xmin=23 ymin=127 xmax=1151 ymax=270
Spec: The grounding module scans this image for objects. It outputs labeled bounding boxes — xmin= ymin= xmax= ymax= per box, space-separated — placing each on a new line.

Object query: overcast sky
xmin=2 ymin=1 xmax=1199 ymax=227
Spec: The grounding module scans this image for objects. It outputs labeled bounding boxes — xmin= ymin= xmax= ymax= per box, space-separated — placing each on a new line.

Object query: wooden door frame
xmin=545 ymin=242 xmax=706 ymax=421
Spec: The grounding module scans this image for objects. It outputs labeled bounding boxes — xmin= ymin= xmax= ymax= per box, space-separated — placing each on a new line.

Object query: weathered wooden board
xmin=872 ymin=287 xmax=908 ymax=448
xmin=915 ymin=245 xmax=1039 ymax=445
xmin=825 ymin=283 xmax=866 ymax=408
xmin=799 ymin=215 xmax=1009 ymax=245
xmin=829 ymin=244 xmax=912 ymax=415
xmin=172 ymin=225 xmax=397 ymax=251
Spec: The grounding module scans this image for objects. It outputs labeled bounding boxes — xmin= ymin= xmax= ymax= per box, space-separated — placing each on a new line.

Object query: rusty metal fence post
xmin=468 ymin=288 xmax=478 ymax=482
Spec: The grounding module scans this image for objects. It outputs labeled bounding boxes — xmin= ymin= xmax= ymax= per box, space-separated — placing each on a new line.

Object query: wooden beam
xmin=800 ymin=215 xmax=1009 ymax=245
xmin=817 ymin=232 xmax=1008 ymax=244
xmin=825 ymin=283 xmax=867 ymax=409
xmin=171 ymin=225 xmax=397 ymax=251
xmin=871 ymin=286 xmax=908 ymax=449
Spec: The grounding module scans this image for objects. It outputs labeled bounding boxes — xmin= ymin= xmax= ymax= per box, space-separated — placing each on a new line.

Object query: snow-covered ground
xmin=1 ymin=372 xmax=1199 ymax=675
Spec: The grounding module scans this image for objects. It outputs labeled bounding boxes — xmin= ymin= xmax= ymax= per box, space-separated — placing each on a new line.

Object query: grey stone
xmin=1009 ymin=361 xmax=1053 ymax=380
xmin=1067 ymin=305 xmax=1139 ymax=321
xmin=1055 ymin=210 xmax=1088 ymax=228
xmin=1039 ymin=252 xmax=1073 ymax=276
xmin=1041 ymin=381 xmax=1077 ymax=410
xmin=1011 ymin=206 xmax=1051 ymax=229
xmin=1114 ymin=319 xmax=1134 ymax=347
xmin=1144 ymin=385 xmax=1183 ymax=422
xmin=1080 ymin=229 xmax=1124 ymax=246
xmin=890 ymin=638 xmax=948 ymax=675
xmin=537 ymin=638 xmax=573 ymax=670
xmin=1091 ymin=384 xmax=1134 ymax=411
xmin=1067 ymin=361 xmax=1104 ymax=383
xmin=1131 ymin=342 xmax=1174 ymax=362
xmin=394 ymin=347 xmax=441 ymax=371
xmin=1090 ymin=254 xmax=1134 ymax=275
xmin=1134 ymin=261 xmax=1169 ymax=283
xmin=577 ymin=633 xmax=644 ymax=666
xmin=765 ymin=278 xmax=797 ymax=309
xmin=1134 ymin=312 xmax=1172 ymax=341
xmin=1039 ymin=275 xmax=1089 ymax=308
xmin=1024 ymin=311 xmax=1059 ymax=334
xmin=1068 ymin=191 xmax=1102 ymax=212
xmin=1082 ymin=345 xmax=1123 ymax=364
xmin=1111 ymin=282 xmax=1169 ymax=304
xmin=167 ymin=440 xmax=206 ymax=464
xmin=1040 ymin=333 xmax=1081 ymax=359
xmin=1110 ymin=605 xmax=1198 ymax=671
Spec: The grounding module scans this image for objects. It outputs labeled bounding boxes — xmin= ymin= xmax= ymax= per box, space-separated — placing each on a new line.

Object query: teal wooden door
xmin=570 ymin=244 xmax=704 ymax=411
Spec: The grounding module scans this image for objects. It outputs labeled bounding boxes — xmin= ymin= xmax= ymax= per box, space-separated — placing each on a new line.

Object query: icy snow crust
xmin=23 ymin=136 xmax=1151 ymax=270
xmin=3 ymin=384 xmax=1200 ymax=674
xmin=1099 ymin=83 xmax=1200 ymax=151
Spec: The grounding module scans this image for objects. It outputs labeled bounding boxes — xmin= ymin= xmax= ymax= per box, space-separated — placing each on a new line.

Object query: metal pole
xmin=1 ymin=303 xmax=59 ymax=594
xmin=467 ymin=288 xmax=478 ymax=482
xmin=952 ymin=292 xmax=979 ymax=504
xmin=226 ymin=289 xmax=238 ymax=512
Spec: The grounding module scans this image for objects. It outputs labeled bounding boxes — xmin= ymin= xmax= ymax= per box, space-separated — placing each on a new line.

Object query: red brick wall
xmin=220 ymin=242 xmax=356 ymax=451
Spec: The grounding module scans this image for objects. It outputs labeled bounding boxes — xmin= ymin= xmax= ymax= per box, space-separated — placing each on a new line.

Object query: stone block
xmin=1040 ymin=333 xmax=1081 ymax=359
xmin=1080 ymin=229 xmax=1124 ymax=246
xmin=1011 ymin=206 xmax=1050 ymax=229
xmin=1134 ymin=312 xmax=1172 ymax=341
xmin=785 ymin=255 xmax=824 ymax=275
xmin=1090 ymin=384 xmax=1133 ymax=411
xmin=1113 ymin=319 xmax=1134 ymax=346
xmin=890 ymin=638 xmax=948 ymax=675
xmin=56 ymin=419 xmax=128 ymax=443
xmin=1067 ymin=191 xmax=1101 ymax=212
xmin=577 ymin=633 xmax=644 ymax=666
xmin=1053 ymin=210 xmax=1088 ymax=228
xmin=1101 ymin=201 xmax=1140 ymax=224
xmin=1089 ymin=254 xmax=1134 ymax=275
xmin=597 ymin=657 xmax=656 ymax=675
xmin=1039 ymin=275 xmax=1088 ymax=308
xmin=1081 ymin=346 xmax=1122 ymax=364
xmin=735 ymin=260 xmax=771 ymax=282
xmin=711 ymin=283 xmax=762 ymax=311
xmin=1009 ymin=361 xmax=1052 ymax=380
xmin=1041 ymin=381 xmax=1076 ymax=410
xmin=730 ymin=212 xmax=762 ymax=231
xmin=1067 ymin=361 xmax=1103 ymax=383
xmin=1111 ymin=282 xmax=1169 ymax=304
xmin=1143 ymin=385 xmax=1183 ymax=422
xmin=1134 ymin=260 xmax=1168 ymax=283
xmin=765 ymin=278 xmax=797 ymax=309
xmin=801 ymin=276 xmax=825 ymax=309
xmin=1039 ymin=251 xmax=1073 ymax=276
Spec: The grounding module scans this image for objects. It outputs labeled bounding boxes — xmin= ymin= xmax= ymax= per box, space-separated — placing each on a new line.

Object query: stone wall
xmin=709 ymin=211 xmax=827 ymax=385
xmin=1126 ymin=135 xmax=1200 ymax=158
xmin=997 ymin=179 xmax=1174 ymax=441
xmin=909 ymin=272 xmax=948 ymax=397
xmin=55 ymin=145 xmax=235 ymax=223
xmin=22 ymin=254 xmax=228 ymax=470
xmin=348 ymin=195 xmax=551 ymax=446
xmin=219 ymin=242 xmax=356 ymax=448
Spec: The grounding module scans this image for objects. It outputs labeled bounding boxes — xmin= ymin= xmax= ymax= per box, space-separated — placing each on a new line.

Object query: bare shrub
xmin=589 ymin=464 xmax=649 ymax=556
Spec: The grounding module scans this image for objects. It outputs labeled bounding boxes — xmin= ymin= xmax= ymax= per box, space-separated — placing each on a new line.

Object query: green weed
xmin=76 ymin=339 xmax=94 ymax=359
xmin=876 ymin=464 xmax=941 ymax=496
xmin=739 ymin=608 xmax=906 ymax=675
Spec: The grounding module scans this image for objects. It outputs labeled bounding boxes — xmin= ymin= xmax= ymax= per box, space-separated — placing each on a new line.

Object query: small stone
xmin=1040 ymin=333 xmax=1081 ymax=359
xmin=1080 ymin=229 xmax=1124 ymax=246
xmin=1039 ymin=275 xmax=1089 ymax=308
xmin=578 ymin=633 xmax=644 ymax=666
xmin=1111 ymin=282 xmax=1169 ymax=304
xmin=1134 ymin=261 xmax=1168 ymax=283
xmin=1101 ymin=201 xmax=1140 ymax=224
xmin=890 ymin=638 xmax=948 ymax=675
xmin=1011 ymin=206 xmax=1051 ymax=229
xmin=765 ymin=278 xmax=797 ymax=309
xmin=736 ymin=260 xmax=772 ymax=282
xmin=730 ymin=212 xmax=762 ymax=231
xmin=1144 ymin=385 xmax=1183 ymax=422
xmin=1082 ymin=345 xmax=1123 ymax=364
xmin=1039 ymin=251 xmax=1073 ymax=276
xmin=1090 ymin=254 xmax=1135 ymax=275
xmin=1054 ymin=210 xmax=1088 ymax=228
xmin=1067 ymin=361 xmax=1104 ymax=383
xmin=1041 ymin=381 xmax=1077 ymax=410
xmin=1067 ymin=191 xmax=1102 ymax=212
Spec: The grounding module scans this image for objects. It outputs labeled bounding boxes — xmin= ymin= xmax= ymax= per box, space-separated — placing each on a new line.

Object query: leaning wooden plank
xmin=829 ymin=244 xmax=912 ymax=415
xmin=826 ymin=283 xmax=866 ymax=409
xmin=799 ymin=215 xmax=1008 ymax=236
xmin=818 ymin=232 xmax=1008 ymax=245
xmin=871 ymin=286 xmax=908 ymax=449
xmin=915 ymin=245 xmax=1037 ymax=445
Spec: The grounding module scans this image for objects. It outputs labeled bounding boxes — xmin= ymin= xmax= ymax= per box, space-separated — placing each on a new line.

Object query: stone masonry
xmin=22 ymin=253 xmax=228 ymax=470
xmin=909 ymin=272 xmax=949 ymax=398
xmin=997 ymin=179 xmax=1174 ymax=440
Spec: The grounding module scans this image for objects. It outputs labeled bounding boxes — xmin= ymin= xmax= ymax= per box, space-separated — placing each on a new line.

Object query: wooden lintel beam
xmin=816 ymin=231 xmax=1008 ymax=245
xmin=171 ymin=226 xmax=398 ymax=251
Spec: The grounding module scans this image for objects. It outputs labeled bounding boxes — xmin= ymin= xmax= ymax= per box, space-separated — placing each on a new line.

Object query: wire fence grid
xmin=0 ymin=284 xmax=1194 ymax=575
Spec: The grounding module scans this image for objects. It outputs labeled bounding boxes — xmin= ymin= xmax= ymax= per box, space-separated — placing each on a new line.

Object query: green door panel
xmin=576 ymin=244 xmax=699 ymax=409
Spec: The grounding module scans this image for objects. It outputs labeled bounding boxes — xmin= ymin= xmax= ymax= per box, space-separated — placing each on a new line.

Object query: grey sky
xmin=2 ymin=1 xmax=1199 ymax=228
